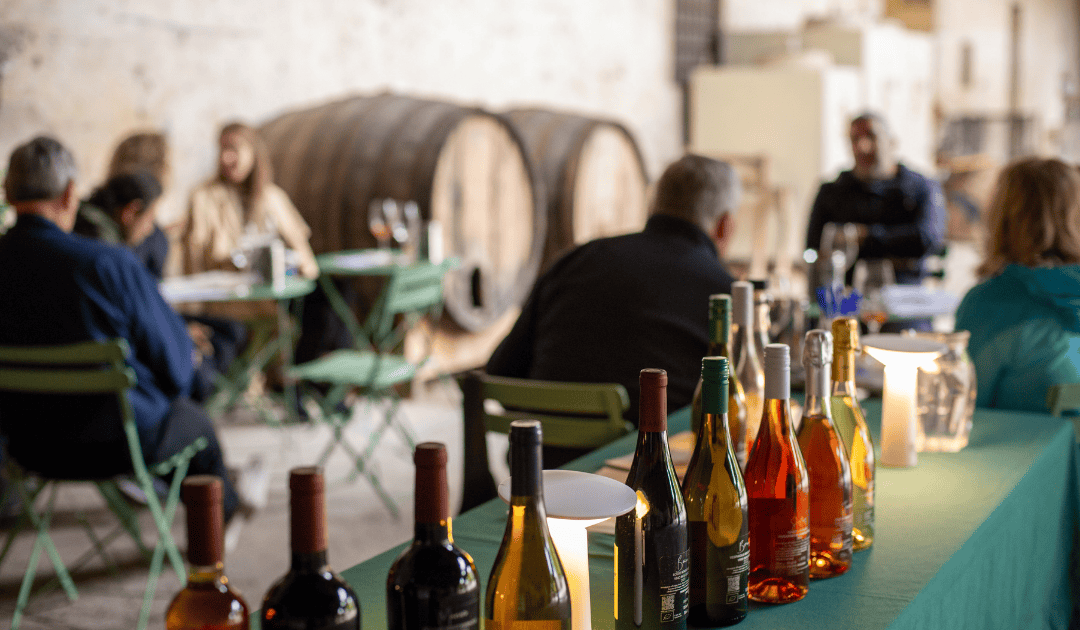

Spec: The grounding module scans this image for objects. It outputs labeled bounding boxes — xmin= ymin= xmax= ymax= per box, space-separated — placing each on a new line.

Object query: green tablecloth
xmin=339 ymin=403 xmax=1079 ymax=630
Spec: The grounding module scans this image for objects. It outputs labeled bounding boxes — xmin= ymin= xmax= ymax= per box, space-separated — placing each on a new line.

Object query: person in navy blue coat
xmin=0 ymin=136 xmax=242 ymax=521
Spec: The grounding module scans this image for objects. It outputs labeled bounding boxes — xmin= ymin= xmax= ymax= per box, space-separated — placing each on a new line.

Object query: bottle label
xmin=658 ymin=547 xmax=690 ymax=622
xmin=485 ymin=621 xmax=563 ymax=630
xmin=417 ymin=590 xmax=480 ymax=630
xmin=773 ymin=525 xmax=810 ymax=575
xmin=265 ymin=606 xmax=358 ymax=629
xmin=718 ymin=537 xmax=750 ymax=605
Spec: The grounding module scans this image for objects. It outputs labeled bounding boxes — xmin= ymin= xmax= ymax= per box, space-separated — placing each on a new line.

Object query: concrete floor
xmin=0 ymin=380 xmax=509 ymax=630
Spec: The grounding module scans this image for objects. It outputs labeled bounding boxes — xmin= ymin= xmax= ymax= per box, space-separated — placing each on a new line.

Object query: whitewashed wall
xmin=0 ymin=0 xmax=682 ymax=225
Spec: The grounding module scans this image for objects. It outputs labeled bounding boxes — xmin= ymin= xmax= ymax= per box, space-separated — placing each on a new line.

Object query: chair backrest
xmin=465 ymin=370 xmax=632 ymax=448
xmin=366 ymin=261 xmax=449 ymax=349
xmin=1047 ymin=382 xmax=1080 ymax=417
xmin=0 ymin=339 xmax=142 ymax=475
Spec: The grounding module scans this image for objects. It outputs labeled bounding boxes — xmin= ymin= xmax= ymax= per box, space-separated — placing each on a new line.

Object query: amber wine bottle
xmin=681 ymin=357 xmax=748 ymax=626
xmin=166 ymin=476 xmax=249 ymax=630
xmin=262 ymin=467 xmax=360 ymax=630
xmin=797 ymin=330 xmax=853 ymax=579
xmin=829 ymin=317 xmax=876 ymax=550
xmin=616 ymin=369 xmax=689 ymax=630
xmin=485 ymin=420 xmax=571 ymax=630
xmin=744 ymin=344 xmax=809 ymax=604
xmin=731 ymin=282 xmax=764 ymax=459
xmin=388 ymin=443 xmax=479 ymax=630
xmin=690 ymin=294 xmax=748 ymax=470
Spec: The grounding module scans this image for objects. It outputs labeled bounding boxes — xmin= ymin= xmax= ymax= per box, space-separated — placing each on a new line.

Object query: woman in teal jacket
xmin=955 ymin=157 xmax=1080 ymax=412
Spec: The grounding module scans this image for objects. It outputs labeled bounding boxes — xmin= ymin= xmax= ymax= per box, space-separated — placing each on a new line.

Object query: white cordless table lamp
xmin=499 ymin=469 xmax=637 ymax=630
xmin=861 ymin=334 xmax=946 ymax=468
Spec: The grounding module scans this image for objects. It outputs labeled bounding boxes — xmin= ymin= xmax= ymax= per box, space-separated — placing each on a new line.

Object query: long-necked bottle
xmin=691 ymin=294 xmax=749 ymax=470
xmin=796 ymin=331 xmax=853 ymax=579
xmin=616 ymin=369 xmax=689 ymax=630
xmin=485 ymin=420 xmax=571 ymax=630
xmin=681 ymin=357 xmax=748 ymax=626
xmin=744 ymin=344 xmax=809 ymax=604
xmin=388 ymin=443 xmax=480 ymax=630
xmin=166 ymin=476 xmax=249 ymax=630
xmin=262 ymin=467 xmax=361 ymax=629
xmin=750 ymin=279 xmax=772 ymax=369
xmin=829 ymin=317 xmax=876 ymax=551
xmin=732 ymin=282 xmax=765 ymax=460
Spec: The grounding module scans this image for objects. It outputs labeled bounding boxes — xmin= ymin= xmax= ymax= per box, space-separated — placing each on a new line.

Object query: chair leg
xmin=12 ymin=484 xmax=78 ymax=630
xmin=96 ymin=481 xmax=150 ymax=558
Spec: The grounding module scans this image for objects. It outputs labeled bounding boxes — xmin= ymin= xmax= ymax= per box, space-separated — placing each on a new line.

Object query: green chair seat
xmin=0 ymin=339 xmax=206 ymax=630
xmin=288 ymin=350 xmax=416 ymax=390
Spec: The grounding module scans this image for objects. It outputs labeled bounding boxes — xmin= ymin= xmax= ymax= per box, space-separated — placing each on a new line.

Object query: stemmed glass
xmin=368 ymin=199 xmax=391 ymax=249
xmin=385 ymin=199 xmax=409 ymax=248
xmin=854 ymin=259 xmax=896 ymax=334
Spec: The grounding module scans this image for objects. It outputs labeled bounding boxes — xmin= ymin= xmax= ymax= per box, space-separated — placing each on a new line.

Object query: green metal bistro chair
xmin=458 ymin=370 xmax=631 ymax=511
xmin=288 ymin=260 xmax=450 ymax=518
xmin=0 ymin=339 xmax=207 ymax=630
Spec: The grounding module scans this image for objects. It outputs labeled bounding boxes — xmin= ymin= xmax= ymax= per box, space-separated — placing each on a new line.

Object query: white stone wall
xmin=0 ymin=0 xmax=682 ymax=225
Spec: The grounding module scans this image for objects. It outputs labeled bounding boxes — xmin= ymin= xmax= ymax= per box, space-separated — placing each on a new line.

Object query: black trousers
xmin=147 ymin=398 xmax=241 ymax=521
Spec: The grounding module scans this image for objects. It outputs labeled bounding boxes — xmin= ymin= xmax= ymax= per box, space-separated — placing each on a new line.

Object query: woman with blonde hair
xmin=954 ymin=157 xmax=1080 ymax=411
xmin=183 ymin=122 xmax=318 ymax=282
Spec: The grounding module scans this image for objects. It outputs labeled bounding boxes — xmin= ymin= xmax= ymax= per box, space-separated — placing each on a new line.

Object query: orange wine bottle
xmin=829 ymin=317 xmax=875 ymax=550
xmin=744 ymin=344 xmax=809 ymax=604
xmin=166 ymin=476 xmax=249 ymax=630
xmin=797 ymin=330 xmax=853 ymax=579
xmin=691 ymin=294 xmax=748 ymax=470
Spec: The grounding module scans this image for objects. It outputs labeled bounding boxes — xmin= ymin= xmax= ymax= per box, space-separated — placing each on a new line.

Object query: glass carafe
xmin=913 ymin=331 xmax=976 ymax=452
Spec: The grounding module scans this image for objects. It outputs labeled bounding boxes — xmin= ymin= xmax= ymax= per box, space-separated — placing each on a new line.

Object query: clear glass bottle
xmin=914 ymin=330 xmax=976 ymax=453
xmin=830 ymin=317 xmax=875 ymax=550
xmin=750 ymin=279 xmax=772 ymax=369
xmin=797 ymin=330 xmax=853 ymax=579
xmin=732 ymin=281 xmax=765 ymax=461
xmin=691 ymin=294 xmax=748 ymax=470
xmin=681 ymin=357 xmax=748 ymax=626
xmin=166 ymin=476 xmax=249 ymax=630
xmin=744 ymin=344 xmax=809 ymax=604
xmin=263 ymin=467 xmax=361 ymax=629
xmin=388 ymin=444 xmax=480 ymax=630
xmin=616 ymin=369 xmax=689 ymax=630
xmin=485 ymin=421 xmax=571 ymax=630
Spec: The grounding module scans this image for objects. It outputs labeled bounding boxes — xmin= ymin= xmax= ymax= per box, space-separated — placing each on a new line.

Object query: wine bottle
xmin=681 ymin=357 xmax=748 ymax=626
xmin=485 ymin=420 xmax=571 ymax=630
xmin=262 ymin=467 xmax=361 ymax=629
xmin=732 ymin=282 xmax=764 ymax=460
xmin=616 ymin=369 xmax=689 ymax=630
xmin=744 ymin=344 xmax=809 ymax=604
xmin=750 ymin=279 xmax=771 ymax=369
xmin=829 ymin=317 xmax=876 ymax=551
xmin=690 ymin=294 xmax=749 ymax=470
xmin=166 ymin=476 xmax=250 ymax=630
xmin=388 ymin=443 xmax=480 ymax=630
xmin=796 ymin=331 xmax=854 ymax=579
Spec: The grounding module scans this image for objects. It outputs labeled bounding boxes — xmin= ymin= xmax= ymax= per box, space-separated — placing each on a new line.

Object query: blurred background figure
xmin=78 ymin=172 xmax=168 ymax=279
xmin=183 ymin=121 xmax=318 ymax=284
xmin=955 ymin=157 xmax=1080 ymax=412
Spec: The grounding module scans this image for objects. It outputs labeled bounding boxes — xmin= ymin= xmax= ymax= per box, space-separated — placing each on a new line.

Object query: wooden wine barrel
xmin=503 ymin=108 xmax=650 ymax=271
xmin=259 ymin=93 xmax=545 ymax=332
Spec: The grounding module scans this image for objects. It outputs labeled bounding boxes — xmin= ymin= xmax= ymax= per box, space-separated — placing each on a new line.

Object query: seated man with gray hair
xmin=0 ymin=136 xmax=245 ymax=522
xmin=487 ymin=154 xmax=741 ymax=466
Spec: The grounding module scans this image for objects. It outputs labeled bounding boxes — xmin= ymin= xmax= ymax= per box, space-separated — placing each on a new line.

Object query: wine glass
xmin=368 ymin=199 xmax=391 ymax=249
xmin=384 ymin=199 xmax=409 ymax=248
xmin=401 ymin=201 xmax=421 ymax=262
xmin=854 ymin=259 xmax=895 ymax=334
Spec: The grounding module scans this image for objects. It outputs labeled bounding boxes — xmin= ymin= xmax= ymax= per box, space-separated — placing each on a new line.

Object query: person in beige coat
xmin=184 ymin=122 xmax=318 ymax=281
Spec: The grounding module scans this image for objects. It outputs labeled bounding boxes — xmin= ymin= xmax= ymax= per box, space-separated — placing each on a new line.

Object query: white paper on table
xmin=159 ymin=271 xmax=258 ymax=303
xmin=328 ymin=249 xmax=399 ymax=270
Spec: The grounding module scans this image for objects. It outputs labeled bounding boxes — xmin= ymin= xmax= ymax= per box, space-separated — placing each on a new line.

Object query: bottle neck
xmin=187 ymin=561 xmax=227 ymax=585
xmin=510 ymin=434 xmax=544 ymax=502
xmin=804 ymin=359 xmax=831 ymax=417
xmin=414 ymin=519 xmax=453 ymax=545
xmin=832 ymin=346 xmax=857 ymax=384
xmin=290 ymin=549 xmax=330 ymax=574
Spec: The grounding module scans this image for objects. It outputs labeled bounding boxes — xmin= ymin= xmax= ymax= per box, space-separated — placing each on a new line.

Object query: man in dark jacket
xmin=486 ymin=154 xmax=741 ymax=465
xmin=0 ymin=136 xmax=244 ymax=521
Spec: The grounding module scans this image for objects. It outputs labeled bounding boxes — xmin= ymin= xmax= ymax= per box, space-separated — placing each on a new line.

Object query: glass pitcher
xmin=912 ymin=330 xmax=976 ymax=452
